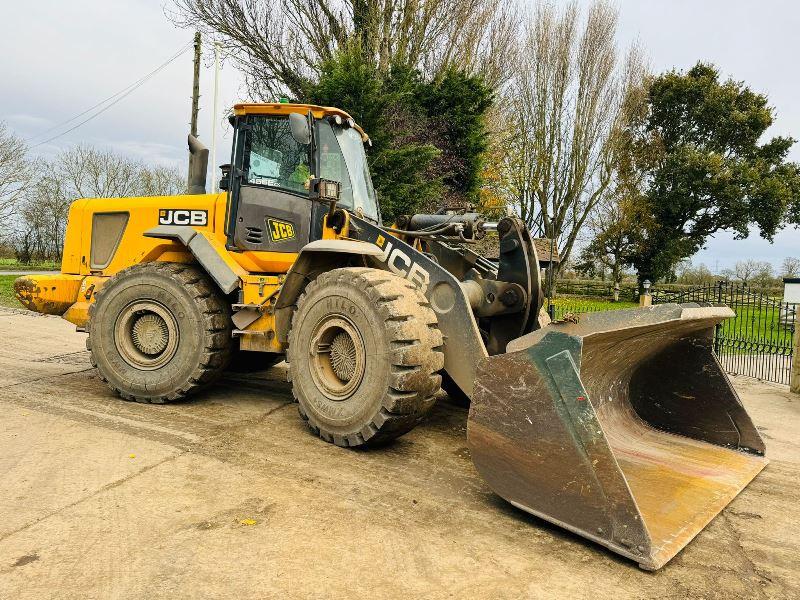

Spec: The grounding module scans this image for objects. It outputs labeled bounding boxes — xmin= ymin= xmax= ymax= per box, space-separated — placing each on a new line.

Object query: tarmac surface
xmin=0 ymin=307 xmax=798 ymax=599
xmin=0 ymin=271 xmax=56 ymax=276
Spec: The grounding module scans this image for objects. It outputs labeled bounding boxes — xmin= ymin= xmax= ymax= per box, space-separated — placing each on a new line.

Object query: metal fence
xmin=653 ymin=281 xmax=796 ymax=385
xmin=550 ymin=281 xmax=796 ymax=385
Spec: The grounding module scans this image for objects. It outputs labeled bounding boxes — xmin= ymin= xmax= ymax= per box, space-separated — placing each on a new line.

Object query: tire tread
xmin=287 ymin=267 xmax=443 ymax=447
xmin=87 ymin=262 xmax=232 ymax=404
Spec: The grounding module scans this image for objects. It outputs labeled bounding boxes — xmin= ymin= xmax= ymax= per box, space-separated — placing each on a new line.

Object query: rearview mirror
xmin=289 ymin=112 xmax=311 ymax=145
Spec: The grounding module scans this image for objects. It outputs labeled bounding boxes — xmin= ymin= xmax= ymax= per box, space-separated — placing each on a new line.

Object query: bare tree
xmin=739 ymin=260 xmax=759 ymax=285
xmin=139 ymin=165 xmax=186 ymax=197
xmin=171 ymin=0 xmax=518 ymax=99
xmin=500 ymin=1 xmax=644 ymax=271
xmin=781 ymin=256 xmax=800 ymax=278
xmin=14 ymin=170 xmax=70 ymax=262
xmin=674 ymin=261 xmax=716 ymax=285
xmin=54 ymin=145 xmax=142 ymax=199
xmin=752 ymin=261 xmax=775 ymax=289
xmin=14 ymin=146 xmax=186 ymax=262
xmin=728 ymin=259 xmax=774 ymax=286
xmin=0 ymin=122 xmax=32 ymax=242
xmin=575 ymin=193 xmax=637 ymax=285
xmin=40 ymin=145 xmax=185 ymax=199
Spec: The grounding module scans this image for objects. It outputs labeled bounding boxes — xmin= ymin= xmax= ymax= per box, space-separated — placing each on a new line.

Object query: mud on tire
xmin=87 ymin=262 xmax=232 ymax=403
xmin=287 ymin=267 xmax=444 ymax=447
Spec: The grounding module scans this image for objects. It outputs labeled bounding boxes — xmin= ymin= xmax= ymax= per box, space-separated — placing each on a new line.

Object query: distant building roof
xmin=534 ymin=238 xmax=561 ymax=264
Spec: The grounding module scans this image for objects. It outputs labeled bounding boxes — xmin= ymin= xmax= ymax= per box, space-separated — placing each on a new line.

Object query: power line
xmin=29 ymin=40 xmax=193 ymax=149
xmin=29 ymin=40 xmax=193 ymax=144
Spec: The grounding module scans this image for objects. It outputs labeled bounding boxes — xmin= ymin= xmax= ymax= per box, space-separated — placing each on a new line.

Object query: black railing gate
xmin=653 ymin=281 xmax=796 ymax=385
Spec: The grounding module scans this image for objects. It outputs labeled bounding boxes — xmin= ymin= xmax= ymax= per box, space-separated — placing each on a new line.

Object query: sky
xmin=1 ymin=0 xmax=798 ymax=271
xmin=614 ymin=0 xmax=800 ymax=271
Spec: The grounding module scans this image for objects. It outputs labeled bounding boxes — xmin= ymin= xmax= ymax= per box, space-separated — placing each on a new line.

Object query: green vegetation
xmin=0 ymin=275 xmax=790 ymax=355
xmin=0 ymin=276 xmax=21 ymax=308
xmin=0 ymin=258 xmax=60 ymax=271
xmin=718 ymin=304 xmax=795 ymax=352
xmin=613 ymin=63 xmax=800 ymax=284
xmin=551 ymin=294 xmax=794 ymax=354
xmin=306 ymin=49 xmax=493 ymax=220
xmin=551 ymin=297 xmax=638 ymax=320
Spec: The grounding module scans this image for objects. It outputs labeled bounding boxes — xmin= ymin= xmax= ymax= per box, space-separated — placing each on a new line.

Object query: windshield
xmin=317 ymin=121 xmax=379 ymax=220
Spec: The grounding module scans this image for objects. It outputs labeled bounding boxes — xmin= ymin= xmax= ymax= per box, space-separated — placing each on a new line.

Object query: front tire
xmin=287 ymin=268 xmax=443 ymax=447
xmin=87 ymin=262 xmax=232 ymax=403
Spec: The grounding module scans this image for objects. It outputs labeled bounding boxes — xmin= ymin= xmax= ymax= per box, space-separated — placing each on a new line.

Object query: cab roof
xmin=232 ymin=102 xmax=368 ymax=141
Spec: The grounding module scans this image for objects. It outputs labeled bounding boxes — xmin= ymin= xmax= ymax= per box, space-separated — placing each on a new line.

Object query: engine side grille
xmin=245 ymin=227 xmax=263 ymax=244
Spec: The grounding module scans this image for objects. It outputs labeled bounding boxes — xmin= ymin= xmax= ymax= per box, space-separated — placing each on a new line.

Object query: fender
xmin=351 ymin=216 xmax=489 ymax=398
xmin=273 ymin=239 xmax=383 ymax=342
xmin=144 ymin=225 xmax=244 ymax=294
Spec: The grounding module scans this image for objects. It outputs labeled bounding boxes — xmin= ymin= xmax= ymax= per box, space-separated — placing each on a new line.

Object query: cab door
xmin=229 ymin=115 xmax=313 ymax=254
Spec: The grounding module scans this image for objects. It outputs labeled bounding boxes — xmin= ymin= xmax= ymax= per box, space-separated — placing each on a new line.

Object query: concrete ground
xmin=0 ymin=308 xmax=798 ymax=599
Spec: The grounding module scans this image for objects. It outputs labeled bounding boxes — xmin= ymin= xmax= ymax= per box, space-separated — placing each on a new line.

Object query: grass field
xmin=0 ymin=257 xmax=60 ymax=271
xmin=551 ymin=296 xmax=638 ymax=320
xmin=551 ymin=294 xmax=795 ymax=358
xmin=0 ymin=275 xmax=21 ymax=308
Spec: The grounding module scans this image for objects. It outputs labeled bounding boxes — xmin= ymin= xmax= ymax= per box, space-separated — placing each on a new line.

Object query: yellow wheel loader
xmin=14 ymin=102 xmax=767 ymax=569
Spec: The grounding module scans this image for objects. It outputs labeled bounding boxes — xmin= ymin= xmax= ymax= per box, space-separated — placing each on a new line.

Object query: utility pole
xmin=188 ymin=32 xmax=201 ymax=190
xmin=210 ymin=40 xmax=221 ymax=192
xmin=190 ymin=32 xmax=201 ymax=138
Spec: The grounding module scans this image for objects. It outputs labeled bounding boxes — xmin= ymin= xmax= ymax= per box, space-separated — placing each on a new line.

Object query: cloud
xmin=4 ymin=114 xmax=52 ymax=133
xmin=0 ymin=0 xmax=243 ymax=175
xmin=3 ymin=0 xmax=799 ymax=268
xmin=694 ymin=227 xmax=800 ymax=270
xmin=100 ymin=139 xmax=187 ymax=168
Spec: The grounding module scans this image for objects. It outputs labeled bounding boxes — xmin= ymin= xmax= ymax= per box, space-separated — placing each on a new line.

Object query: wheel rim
xmin=114 ymin=300 xmax=180 ymax=370
xmin=308 ymin=315 xmax=366 ymax=401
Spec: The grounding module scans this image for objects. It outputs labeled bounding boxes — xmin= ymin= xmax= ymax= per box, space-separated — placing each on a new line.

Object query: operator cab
xmin=222 ymin=103 xmax=379 ymax=254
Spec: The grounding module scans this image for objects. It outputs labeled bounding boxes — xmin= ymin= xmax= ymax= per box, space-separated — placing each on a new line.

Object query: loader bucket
xmin=467 ymin=304 xmax=767 ymax=570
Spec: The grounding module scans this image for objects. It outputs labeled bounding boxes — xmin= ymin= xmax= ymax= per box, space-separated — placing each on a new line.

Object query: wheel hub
xmin=131 ymin=314 xmax=169 ymax=355
xmin=114 ymin=301 xmax=180 ymax=370
xmin=329 ymin=332 xmax=357 ymax=381
xmin=309 ymin=316 xmax=366 ymax=401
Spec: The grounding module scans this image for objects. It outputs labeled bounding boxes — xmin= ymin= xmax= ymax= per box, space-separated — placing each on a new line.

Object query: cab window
xmin=245 ymin=116 xmax=309 ymax=194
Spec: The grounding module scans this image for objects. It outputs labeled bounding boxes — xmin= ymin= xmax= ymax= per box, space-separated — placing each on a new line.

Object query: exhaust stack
xmin=187 ymin=134 xmax=209 ymax=194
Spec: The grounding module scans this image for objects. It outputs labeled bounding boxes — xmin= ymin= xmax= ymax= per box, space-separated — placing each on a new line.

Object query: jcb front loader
xmin=14 ymin=102 xmax=766 ymax=569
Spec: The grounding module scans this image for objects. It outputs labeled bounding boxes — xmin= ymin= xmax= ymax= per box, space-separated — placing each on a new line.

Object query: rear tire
xmin=87 ymin=262 xmax=232 ymax=403
xmin=287 ymin=267 xmax=443 ymax=447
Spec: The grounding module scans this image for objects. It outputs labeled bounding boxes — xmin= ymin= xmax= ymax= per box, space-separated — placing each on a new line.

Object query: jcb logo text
xmin=268 ymin=218 xmax=296 ymax=242
xmin=159 ymin=209 xmax=208 ymax=226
